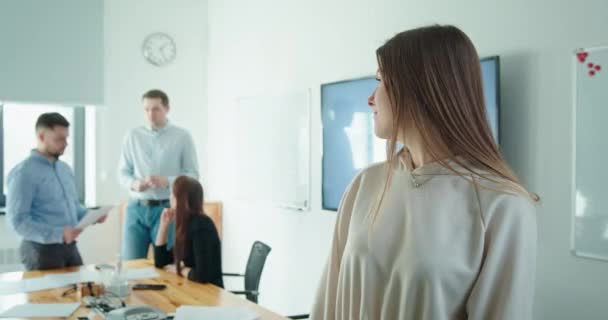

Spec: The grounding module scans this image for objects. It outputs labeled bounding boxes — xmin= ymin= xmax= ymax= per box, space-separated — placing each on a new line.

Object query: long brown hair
xmin=374 ymin=25 xmax=538 ymax=217
xmin=172 ymin=176 xmax=205 ymax=276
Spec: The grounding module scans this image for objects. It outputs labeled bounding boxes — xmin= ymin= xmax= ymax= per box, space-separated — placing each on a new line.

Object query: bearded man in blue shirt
xmin=7 ymin=112 xmax=107 ymax=271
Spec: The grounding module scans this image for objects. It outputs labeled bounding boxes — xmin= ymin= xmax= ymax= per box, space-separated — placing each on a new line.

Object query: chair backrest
xmin=244 ymin=241 xmax=272 ymax=303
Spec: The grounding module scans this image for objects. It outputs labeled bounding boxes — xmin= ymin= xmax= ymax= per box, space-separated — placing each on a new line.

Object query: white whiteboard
xmin=235 ymin=90 xmax=311 ymax=210
xmin=572 ymin=46 xmax=608 ymax=261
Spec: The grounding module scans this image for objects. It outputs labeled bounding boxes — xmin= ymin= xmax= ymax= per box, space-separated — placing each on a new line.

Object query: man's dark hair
xmin=142 ymin=89 xmax=170 ymax=107
xmin=35 ymin=112 xmax=70 ymax=131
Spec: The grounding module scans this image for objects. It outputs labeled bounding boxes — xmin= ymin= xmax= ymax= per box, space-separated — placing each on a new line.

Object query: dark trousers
xmin=19 ymin=240 xmax=83 ymax=271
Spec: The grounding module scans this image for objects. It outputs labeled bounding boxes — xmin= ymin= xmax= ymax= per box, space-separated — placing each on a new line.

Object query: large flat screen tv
xmin=321 ymin=56 xmax=500 ymax=211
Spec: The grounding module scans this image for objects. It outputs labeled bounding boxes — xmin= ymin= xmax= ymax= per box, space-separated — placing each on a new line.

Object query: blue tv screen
xmin=321 ymin=56 xmax=500 ymax=211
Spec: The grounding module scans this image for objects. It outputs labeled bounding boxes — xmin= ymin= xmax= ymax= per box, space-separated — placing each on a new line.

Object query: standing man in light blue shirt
xmin=7 ymin=113 xmax=108 ymax=270
xmin=118 ymin=89 xmax=199 ymax=259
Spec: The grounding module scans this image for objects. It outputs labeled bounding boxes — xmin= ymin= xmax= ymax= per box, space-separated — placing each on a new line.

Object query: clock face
xmin=142 ymin=33 xmax=176 ymax=67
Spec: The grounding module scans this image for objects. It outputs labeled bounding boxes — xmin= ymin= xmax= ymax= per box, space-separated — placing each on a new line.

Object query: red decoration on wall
xmin=577 ymin=52 xmax=589 ymax=63
xmin=578 ymin=51 xmax=601 ymax=78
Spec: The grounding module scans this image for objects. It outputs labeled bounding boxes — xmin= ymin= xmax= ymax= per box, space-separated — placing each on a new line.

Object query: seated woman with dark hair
xmin=154 ymin=176 xmax=223 ymax=288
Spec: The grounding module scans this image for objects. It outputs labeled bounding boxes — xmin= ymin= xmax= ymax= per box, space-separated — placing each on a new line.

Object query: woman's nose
xmin=368 ymin=89 xmax=376 ymax=107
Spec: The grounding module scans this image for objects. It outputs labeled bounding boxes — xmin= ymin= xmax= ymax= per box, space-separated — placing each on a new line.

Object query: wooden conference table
xmin=0 ymin=259 xmax=287 ymax=320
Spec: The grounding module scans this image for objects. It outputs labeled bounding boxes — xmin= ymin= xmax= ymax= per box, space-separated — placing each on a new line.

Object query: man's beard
xmin=50 ymin=151 xmax=63 ymax=159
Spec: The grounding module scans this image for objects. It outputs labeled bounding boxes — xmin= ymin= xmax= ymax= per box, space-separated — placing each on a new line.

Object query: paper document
xmin=0 ymin=281 xmax=24 ymax=295
xmin=76 ymin=206 xmax=114 ymax=229
xmin=0 ymin=268 xmax=158 ymax=296
xmin=0 ymin=271 xmax=96 ymax=296
xmin=0 ymin=278 xmax=71 ymax=295
xmin=175 ymin=306 xmax=259 ymax=320
xmin=43 ymin=269 xmax=99 ymax=284
xmin=0 ymin=303 xmax=80 ymax=318
xmin=23 ymin=277 xmax=71 ymax=292
xmin=121 ymin=268 xmax=159 ymax=280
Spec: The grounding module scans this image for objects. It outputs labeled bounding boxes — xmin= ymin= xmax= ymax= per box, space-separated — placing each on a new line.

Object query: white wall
xmin=206 ymin=0 xmax=608 ymax=318
xmin=79 ymin=0 xmax=209 ymax=265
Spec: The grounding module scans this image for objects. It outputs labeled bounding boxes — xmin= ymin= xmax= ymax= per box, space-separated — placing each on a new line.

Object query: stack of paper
xmin=0 ymin=303 xmax=80 ymax=318
xmin=175 ymin=306 xmax=259 ymax=320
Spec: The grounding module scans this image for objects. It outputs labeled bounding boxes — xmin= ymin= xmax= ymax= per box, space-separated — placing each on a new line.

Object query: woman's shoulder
xmin=472 ymin=176 xmax=537 ymax=226
xmin=353 ymin=161 xmax=390 ymax=187
xmin=337 ymin=161 xmax=390 ymax=209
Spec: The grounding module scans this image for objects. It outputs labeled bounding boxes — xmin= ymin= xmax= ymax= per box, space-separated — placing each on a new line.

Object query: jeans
xmin=122 ymin=200 xmax=174 ymax=259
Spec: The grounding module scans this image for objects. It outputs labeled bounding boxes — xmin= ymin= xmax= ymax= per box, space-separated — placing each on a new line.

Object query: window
xmin=0 ymin=102 xmax=90 ymax=207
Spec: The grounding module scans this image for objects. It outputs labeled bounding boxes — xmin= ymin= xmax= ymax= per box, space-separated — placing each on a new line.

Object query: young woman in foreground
xmin=311 ymin=25 xmax=538 ymax=320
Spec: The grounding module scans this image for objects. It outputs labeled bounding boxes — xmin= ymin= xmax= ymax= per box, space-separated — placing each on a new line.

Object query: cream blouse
xmin=311 ymin=157 xmax=536 ymax=320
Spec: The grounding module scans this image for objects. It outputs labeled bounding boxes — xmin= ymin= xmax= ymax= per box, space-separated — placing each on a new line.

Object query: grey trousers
xmin=19 ymin=240 xmax=83 ymax=271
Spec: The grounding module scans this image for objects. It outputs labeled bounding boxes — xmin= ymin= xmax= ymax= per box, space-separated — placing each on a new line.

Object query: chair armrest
xmin=223 ymin=273 xmax=245 ymax=277
xmin=230 ymin=290 xmax=259 ymax=296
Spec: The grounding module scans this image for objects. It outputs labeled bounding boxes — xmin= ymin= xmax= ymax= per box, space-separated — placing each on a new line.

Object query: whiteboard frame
xmin=570 ymin=45 xmax=608 ymax=261
xmin=276 ymin=88 xmax=312 ymax=212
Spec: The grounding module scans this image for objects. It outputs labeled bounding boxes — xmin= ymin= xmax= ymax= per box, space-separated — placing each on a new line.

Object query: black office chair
xmin=223 ymin=241 xmax=271 ymax=303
